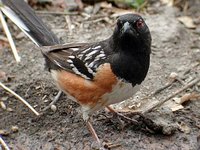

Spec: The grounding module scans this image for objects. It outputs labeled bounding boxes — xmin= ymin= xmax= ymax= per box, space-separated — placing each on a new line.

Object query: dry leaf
xmin=180 ymin=93 xmax=200 ymax=104
xmin=177 ymin=16 xmax=196 ymax=29
xmin=171 ymin=104 xmax=184 ymax=112
xmin=11 ymin=126 xmax=19 ymax=133
xmin=173 ymin=93 xmax=200 ymax=105
xmin=165 ymin=99 xmax=184 ymax=112
xmin=100 ymin=2 xmax=112 ymax=9
xmin=161 ymin=0 xmax=173 ymax=6
xmin=178 ymin=122 xmax=191 ymax=134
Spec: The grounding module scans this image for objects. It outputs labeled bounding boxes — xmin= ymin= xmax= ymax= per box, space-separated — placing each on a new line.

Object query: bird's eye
xmin=136 ymin=19 xmax=144 ymax=29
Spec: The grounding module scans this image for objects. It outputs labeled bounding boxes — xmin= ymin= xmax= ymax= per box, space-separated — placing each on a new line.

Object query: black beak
xmin=121 ymin=22 xmax=136 ymax=36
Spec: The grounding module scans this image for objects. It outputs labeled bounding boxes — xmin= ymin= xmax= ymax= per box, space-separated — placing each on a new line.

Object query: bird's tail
xmin=0 ymin=0 xmax=60 ymax=46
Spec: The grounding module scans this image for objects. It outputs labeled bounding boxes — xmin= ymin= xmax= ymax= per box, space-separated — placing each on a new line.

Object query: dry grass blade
xmin=0 ymin=82 xmax=40 ymax=116
xmin=36 ymin=10 xmax=78 ymax=15
xmin=65 ymin=16 xmax=73 ymax=35
xmin=0 ymin=11 xmax=20 ymax=62
xmin=0 ymin=136 xmax=10 ymax=150
xmin=143 ymin=77 xmax=200 ymax=114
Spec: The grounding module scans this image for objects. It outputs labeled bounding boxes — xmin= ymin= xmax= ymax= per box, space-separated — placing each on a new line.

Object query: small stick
xmin=182 ymin=63 xmax=199 ymax=76
xmin=151 ymin=76 xmax=184 ymax=96
xmin=42 ymin=91 xmax=62 ymax=112
xmin=0 ymin=11 xmax=20 ymax=62
xmin=0 ymin=82 xmax=40 ymax=116
xmin=142 ymin=77 xmax=200 ymax=114
xmin=65 ymin=16 xmax=73 ymax=35
xmin=151 ymin=82 xmax=173 ymax=96
xmin=36 ymin=11 xmax=78 ymax=15
xmin=0 ymin=136 xmax=10 ymax=150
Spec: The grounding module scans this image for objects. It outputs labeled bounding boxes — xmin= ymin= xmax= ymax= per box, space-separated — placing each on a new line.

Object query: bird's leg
xmin=86 ymin=120 xmax=101 ymax=144
xmin=106 ymin=106 xmax=138 ymax=124
xmin=42 ymin=90 xmax=63 ymax=111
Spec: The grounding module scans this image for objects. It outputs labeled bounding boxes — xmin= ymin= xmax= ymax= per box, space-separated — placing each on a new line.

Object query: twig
xmin=151 ymin=82 xmax=173 ymax=96
xmin=151 ymin=77 xmax=185 ymax=96
xmin=65 ymin=16 xmax=73 ymax=35
xmin=42 ymin=91 xmax=62 ymax=112
xmin=0 ymin=82 xmax=40 ymax=116
xmin=182 ymin=63 xmax=200 ymax=76
xmin=0 ymin=11 xmax=20 ymax=62
xmin=142 ymin=77 xmax=200 ymax=114
xmin=104 ymin=143 xmax=121 ymax=149
xmin=36 ymin=11 xmax=78 ymax=15
xmin=0 ymin=136 xmax=10 ymax=150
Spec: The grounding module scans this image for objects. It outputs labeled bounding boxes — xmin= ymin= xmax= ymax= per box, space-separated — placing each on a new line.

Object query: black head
xmin=112 ymin=14 xmax=151 ymax=54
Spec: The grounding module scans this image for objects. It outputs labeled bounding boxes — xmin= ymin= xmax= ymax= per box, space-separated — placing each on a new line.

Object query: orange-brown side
xmin=55 ymin=63 xmax=118 ymax=106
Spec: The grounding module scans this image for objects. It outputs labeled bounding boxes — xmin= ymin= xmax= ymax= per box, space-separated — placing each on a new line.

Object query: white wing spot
xmin=84 ymin=50 xmax=98 ymax=61
xmin=94 ymin=54 xmax=106 ymax=62
xmin=68 ymin=55 xmax=75 ymax=59
xmin=70 ymin=64 xmax=74 ymax=67
xmin=67 ymin=59 xmax=73 ymax=63
xmin=92 ymin=46 xmax=101 ymax=50
xmin=77 ymin=53 xmax=83 ymax=59
xmin=86 ymin=50 xmax=98 ymax=57
xmin=81 ymin=48 xmax=91 ymax=54
xmin=71 ymin=48 xmax=80 ymax=51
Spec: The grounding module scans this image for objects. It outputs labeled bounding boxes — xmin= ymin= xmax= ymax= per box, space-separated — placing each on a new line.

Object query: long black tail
xmin=0 ymin=0 xmax=61 ymax=46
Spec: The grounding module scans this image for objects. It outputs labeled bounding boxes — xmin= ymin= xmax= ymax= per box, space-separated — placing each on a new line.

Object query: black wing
xmin=42 ymin=42 xmax=108 ymax=80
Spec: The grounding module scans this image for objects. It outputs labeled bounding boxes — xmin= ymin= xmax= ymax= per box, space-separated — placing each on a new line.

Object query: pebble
xmin=50 ymin=105 xmax=57 ymax=112
xmin=0 ymin=101 xmax=6 ymax=110
xmin=169 ymin=72 xmax=178 ymax=80
xmin=11 ymin=126 xmax=19 ymax=133
xmin=7 ymin=107 xmax=14 ymax=112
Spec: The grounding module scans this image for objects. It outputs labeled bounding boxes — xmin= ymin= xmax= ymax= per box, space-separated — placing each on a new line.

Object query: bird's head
xmin=112 ymin=14 xmax=151 ymax=54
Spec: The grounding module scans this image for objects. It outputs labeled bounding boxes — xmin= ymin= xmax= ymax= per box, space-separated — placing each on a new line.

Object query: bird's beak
xmin=122 ymin=22 xmax=131 ymax=33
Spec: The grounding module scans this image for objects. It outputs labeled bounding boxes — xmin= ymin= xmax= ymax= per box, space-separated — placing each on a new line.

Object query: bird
xmin=0 ymin=0 xmax=151 ymax=145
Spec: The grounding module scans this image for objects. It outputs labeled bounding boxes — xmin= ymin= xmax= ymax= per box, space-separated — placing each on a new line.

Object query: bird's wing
xmin=42 ymin=42 xmax=108 ymax=80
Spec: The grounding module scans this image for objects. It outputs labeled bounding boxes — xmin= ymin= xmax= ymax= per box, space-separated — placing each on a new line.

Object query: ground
xmin=0 ymin=1 xmax=200 ymax=150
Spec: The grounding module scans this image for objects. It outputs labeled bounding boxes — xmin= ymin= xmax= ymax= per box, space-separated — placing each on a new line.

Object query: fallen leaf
xmin=180 ymin=93 xmax=200 ymax=104
xmin=11 ymin=126 xmax=19 ymax=133
xmin=173 ymin=93 xmax=200 ymax=105
xmin=165 ymin=99 xmax=184 ymax=112
xmin=178 ymin=122 xmax=191 ymax=134
xmin=177 ymin=16 xmax=196 ymax=29
xmin=161 ymin=0 xmax=173 ymax=6
xmin=100 ymin=2 xmax=113 ymax=9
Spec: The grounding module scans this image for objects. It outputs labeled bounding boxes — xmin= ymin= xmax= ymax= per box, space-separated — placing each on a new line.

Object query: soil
xmin=0 ymin=2 xmax=200 ymax=150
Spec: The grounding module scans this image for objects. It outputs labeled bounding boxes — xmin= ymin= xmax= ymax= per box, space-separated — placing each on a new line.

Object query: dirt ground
xmin=0 ymin=1 xmax=200 ymax=150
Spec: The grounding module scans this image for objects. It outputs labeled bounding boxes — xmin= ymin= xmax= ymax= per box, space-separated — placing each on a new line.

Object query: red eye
xmin=136 ymin=19 xmax=144 ymax=29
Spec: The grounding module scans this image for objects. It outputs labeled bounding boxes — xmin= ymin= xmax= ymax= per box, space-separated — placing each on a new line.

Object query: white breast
xmin=102 ymin=80 xmax=140 ymax=106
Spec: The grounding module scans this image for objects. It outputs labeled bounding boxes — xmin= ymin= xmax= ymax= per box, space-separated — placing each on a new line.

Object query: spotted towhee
xmin=1 ymin=0 xmax=151 ymax=144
